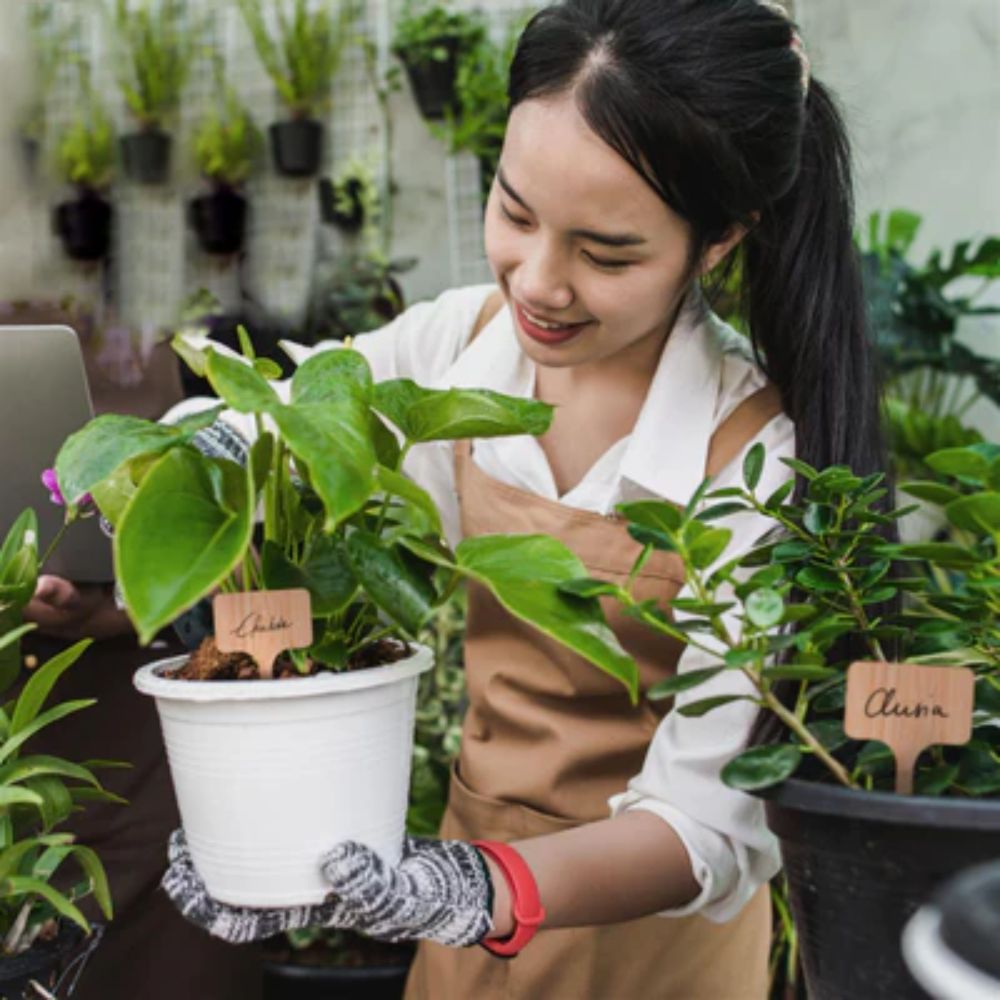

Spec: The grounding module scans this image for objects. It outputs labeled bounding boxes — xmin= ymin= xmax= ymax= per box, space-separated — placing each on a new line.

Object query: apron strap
xmin=705 ymin=384 xmax=784 ymax=479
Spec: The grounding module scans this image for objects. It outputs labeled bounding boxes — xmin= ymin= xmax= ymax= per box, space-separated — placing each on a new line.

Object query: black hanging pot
xmin=269 ymin=119 xmax=324 ymax=178
xmin=0 ymin=923 xmax=84 ymax=999
xmin=120 ymin=128 xmax=172 ymax=184
xmin=318 ymin=176 xmax=364 ymax=232
xmin=759 ymin=778 xmax=1000 ymax=1000
xmin=398 ymin=40 xmax=460 ymax=120
xmin=189 ymin=185 xmax=248 ymax=255
xmin=53 ymin=188 xmax=112 ymax=261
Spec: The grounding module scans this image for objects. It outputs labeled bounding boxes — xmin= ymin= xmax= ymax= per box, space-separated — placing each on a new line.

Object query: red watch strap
xmin=472 ymin=840 xmax=545 ymax=958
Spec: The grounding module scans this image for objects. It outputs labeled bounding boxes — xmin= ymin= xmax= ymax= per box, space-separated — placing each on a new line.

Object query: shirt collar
xmin=441 ymin=293 xmax=724 ymax=506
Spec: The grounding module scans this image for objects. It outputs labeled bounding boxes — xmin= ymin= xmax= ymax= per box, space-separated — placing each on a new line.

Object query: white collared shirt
xmin=174 ymin=284 xmax=792 ymax=922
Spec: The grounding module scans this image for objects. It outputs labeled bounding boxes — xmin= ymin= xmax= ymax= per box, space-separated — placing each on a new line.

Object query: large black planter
xmin=761 ymin=778 xmax=1000 ymax=1000
xmin=54 ymin=189 xmax=112 ymax=261
xmin=0 ymin=924 xmax=83 ymax=999
xmin=261 ymin=941 xmax=413 ymax=1000
xmin=269 ymin=120 xmax=324 ymax=178
xmin=190 ymin=186 xmax=248 ymax=255
xmin=121 ymin=129 xmax=172 ymax=184
xmin=399 ymin=43 xmax=460 ymax=120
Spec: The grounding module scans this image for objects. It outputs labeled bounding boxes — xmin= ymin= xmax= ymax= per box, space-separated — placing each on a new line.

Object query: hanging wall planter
xmin=190 ymin=186 xmax=248 ymax=256
xmin=54 ymin=188 xmax=113 ymax=262
xmin=269 ymin=119 xmax=324 ymax=178
xmin=760 ymin=779 xmax=1000 ymax=1000
xmin=397 ymin=39 xmax=461 ymax=121
xmin=121 ymin=128 xmax=172 ymax=184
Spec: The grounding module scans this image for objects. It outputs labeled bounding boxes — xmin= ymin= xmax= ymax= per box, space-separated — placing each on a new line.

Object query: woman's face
xmin=484 ymin=91 xmax=696 ymax=370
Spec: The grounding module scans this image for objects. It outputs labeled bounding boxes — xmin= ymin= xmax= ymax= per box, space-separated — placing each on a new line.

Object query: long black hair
xmin=507 ymin=0 xmax=886 ymax=481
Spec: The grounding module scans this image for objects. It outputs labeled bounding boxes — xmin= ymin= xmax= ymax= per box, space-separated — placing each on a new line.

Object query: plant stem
xmin=39 ymin=517 xmax=72 ymax=568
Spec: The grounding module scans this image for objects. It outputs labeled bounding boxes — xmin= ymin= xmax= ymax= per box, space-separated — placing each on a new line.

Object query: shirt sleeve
xmin=608 ymin=409 xmax=794 ymax=923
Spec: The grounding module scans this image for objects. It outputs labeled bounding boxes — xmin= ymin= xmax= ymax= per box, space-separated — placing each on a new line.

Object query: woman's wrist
xmin=483 ymin=854 xmax=515 ymax=939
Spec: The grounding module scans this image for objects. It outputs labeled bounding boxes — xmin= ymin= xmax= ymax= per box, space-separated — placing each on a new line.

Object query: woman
xmin=49 ymin=1 xmax=886 ymax=997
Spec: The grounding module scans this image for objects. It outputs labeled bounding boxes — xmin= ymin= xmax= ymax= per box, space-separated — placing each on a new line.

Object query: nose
xmin=509 ymin=237 xmax=574 ymax=313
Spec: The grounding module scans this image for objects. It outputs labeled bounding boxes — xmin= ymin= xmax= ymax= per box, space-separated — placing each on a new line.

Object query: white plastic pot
xmin=134 ymin=645 xmax=434 ymax=908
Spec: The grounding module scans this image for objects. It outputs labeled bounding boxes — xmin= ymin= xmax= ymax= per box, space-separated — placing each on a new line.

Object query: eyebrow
xmin=496 ymin=167 xmax=648 ymax=249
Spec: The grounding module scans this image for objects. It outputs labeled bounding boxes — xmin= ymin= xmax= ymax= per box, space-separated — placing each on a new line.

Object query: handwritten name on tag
xmin=845 ymin=661 xmax=975 ymax=794
xmin=214 ymin=589 xmax=313 ymax=679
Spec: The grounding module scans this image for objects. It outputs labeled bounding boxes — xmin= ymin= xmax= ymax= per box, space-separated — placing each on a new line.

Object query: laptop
xmin=0 ymin=325 xmax=114 ymax=582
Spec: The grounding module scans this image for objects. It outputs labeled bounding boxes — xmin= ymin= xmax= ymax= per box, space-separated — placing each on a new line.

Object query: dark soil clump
xmin=168 ymin=636 xmax=412 ymax=681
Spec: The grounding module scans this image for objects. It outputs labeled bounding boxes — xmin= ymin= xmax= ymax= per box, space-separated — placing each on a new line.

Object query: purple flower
xmin=41 ymin=468 xmax=92 ymax=510
xmin=41 ymin=468 xmax=65 ymax=507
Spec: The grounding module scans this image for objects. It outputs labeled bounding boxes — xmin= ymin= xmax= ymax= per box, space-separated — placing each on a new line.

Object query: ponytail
xmin=742 ymin=81 xmax=886 ymax=479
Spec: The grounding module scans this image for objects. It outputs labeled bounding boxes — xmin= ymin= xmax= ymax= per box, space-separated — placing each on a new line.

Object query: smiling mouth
xmin=514 ymin=302 xmax=591 ymax=344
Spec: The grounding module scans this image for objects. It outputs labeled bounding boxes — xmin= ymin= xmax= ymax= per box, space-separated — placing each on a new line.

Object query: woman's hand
xmin=24 ymin=575 xmax=134 ymax=641
xmin=161 ymin=829 xmax=495 ymax=947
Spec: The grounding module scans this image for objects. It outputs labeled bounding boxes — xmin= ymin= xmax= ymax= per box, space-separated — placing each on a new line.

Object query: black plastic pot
xmin=121 ymin=129 xmax=172 ymax=184
xmin=318 ymin=177 xmax=364 ymax=232
xmin=0 ymin=924 xmax=83 ymax=999
xmin=190 ymin=186 xmax=248 ymax=255
xmin=261 ymin=954 xmax=413 ymax=1000
xmin=760 ymin=778 xmax=1000 ymax=1000
xmin=53 ymin=189 xmax=112 ymax=261
xmin=269 ymin=120 xmax=324 ymax=178
xmin=398 ymin=42 xmax=460 ymax=120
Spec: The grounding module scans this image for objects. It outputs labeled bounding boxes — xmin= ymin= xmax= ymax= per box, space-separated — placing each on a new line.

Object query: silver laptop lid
xmin=0 ymin=325 xmax=114 ymax=582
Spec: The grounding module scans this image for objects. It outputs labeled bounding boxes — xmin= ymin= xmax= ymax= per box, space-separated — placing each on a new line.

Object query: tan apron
xmin=406 ymin=385 xmax=783 ymax=1000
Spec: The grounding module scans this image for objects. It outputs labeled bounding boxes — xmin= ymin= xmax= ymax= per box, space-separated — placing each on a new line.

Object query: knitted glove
xmin=162 ymin=830 xmax=495 ymax=947
xmin=319 ymin=835 xmax=494 ymax=947
xmin=161 ymin=830 xmax=357 ymax=944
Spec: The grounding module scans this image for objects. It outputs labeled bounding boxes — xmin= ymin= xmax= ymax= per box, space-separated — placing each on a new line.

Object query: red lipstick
xmin=514 ymin=302 xmax=590 ymax=346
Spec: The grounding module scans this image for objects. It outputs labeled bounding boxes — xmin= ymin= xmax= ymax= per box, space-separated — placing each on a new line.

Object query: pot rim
xmin=134 ymin=643 xmax=433 ymax=704
xmin=758 ymin=776 xmax=1000 ymax=830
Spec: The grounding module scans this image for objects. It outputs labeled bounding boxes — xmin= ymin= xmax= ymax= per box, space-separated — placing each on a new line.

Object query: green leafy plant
xmin=52 ymin=333 xmax=638 ymax=697
xmin=237 ymin=0 xmax=359 ymax=119
xmin=108 ymin=0 xmax=200 ymax=130
xmin=20 ymin=0 xmax=68 ymax=147
xmin=0 ymin=626 xmax=119 ymax=956
xmin=433 ymin=20 xmax=527 ymax=191
xmin=568 ymin=442 xmax=999 ymax=797
xmin=192 ymin=65 xmax=262 ymax=186
xmin=0 ymin=514 xmax=41 ymax=696
xmin=391 ymin=1 xmax=486 ymax=70
xmin=863 ymin=210 xmax=1000 ymax=419
xmin=53 ymin=64 xmax=116 ymax=190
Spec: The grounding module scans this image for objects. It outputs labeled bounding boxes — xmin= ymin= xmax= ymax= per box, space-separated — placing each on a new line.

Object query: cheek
xmin=483 ymin=210 xmax=518 ymax=278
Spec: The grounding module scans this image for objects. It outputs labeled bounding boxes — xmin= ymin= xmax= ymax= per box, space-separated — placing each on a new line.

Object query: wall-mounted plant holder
xmin=190 ymin=186 xmax=248 ymax=256
xmin=53 ymin=188 xmax=112 ymax=261
xmin=269 ymin=119 xmax=324 ymax=178
xmin=399 ymin=40 xmax=461 ymax=120
xmin=318 ymin=177 xmax=363 ymax=232
xmin=121 ymin=128 xmax=172 ymax=184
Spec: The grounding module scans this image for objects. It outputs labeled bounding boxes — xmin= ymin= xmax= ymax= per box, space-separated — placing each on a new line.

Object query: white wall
xmin=799 ymin=0 xmax=1000 ymax=439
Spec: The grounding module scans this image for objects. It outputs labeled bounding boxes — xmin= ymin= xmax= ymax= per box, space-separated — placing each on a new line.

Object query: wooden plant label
xmin=845 ymin=661 xmax=975 ymax=795
xmin=213 ymin=589 xmax=313 ymax=680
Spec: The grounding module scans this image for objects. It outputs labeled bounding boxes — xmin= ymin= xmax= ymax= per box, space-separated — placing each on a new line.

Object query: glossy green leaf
xmin=261 ymin=537 xmax=357 ymax=616
xmin=688 ymin=527 xmax=732 ymax=569
xmin=761 ymin=663 xmax=838 ymax=681
xmin=377 ymin=465 xmax=443 ymax=538
xmin=116 ymin=451 xmax=252 ymax=643
xmin=0 ymin=876 xmax=90 ymax=933
xmin=900 ymin=481 xmax=962 ymax=506
xmin=677 ymin=694 xmax=753 ymax=718
xmin=647 ymin=667 xmax=723 ymax=701
xmin=25 ymin=775 xmax=73 ymax=831
xmin=271 ymin=400 xmax=377 ymax=530
xmin=346 ymin=530 xmax=436 ymax=635
xmin=557 ymin=577 xmax=622 ymax=600
xmin=292 ymin=348 xmax=372 ymax=405
xmin=945 ymin=493 xmax=1000 ymax=534
xmin=743 ymin=442 xmax=765 ymax=491
xmin=205 ymin=349 xmax=279 ymax=413
xmin=0 ymin=699 xmax=96 ymax=767
xmin=696 ymin=502 xmax=749 ymax=522
xmin=721 ymin=744 xmax=801 ymax=791
xmin=745 ymin=588 xmax=784 ymax=629
xmin=373 ymin=379 xmax=553 ymax=442
xmin=795 ymin=566 xmax=843 ymax=592
xmin=455 ymin=534 xmax=638 ymax=701
xmin=926 ymin=448 xmax=989 ymax=481
xmin=891 ymin=542 xmax=979 ymax=568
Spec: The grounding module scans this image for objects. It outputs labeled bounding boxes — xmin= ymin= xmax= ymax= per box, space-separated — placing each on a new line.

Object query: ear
xmin=698 ymin=219 xmax=756 ymax=275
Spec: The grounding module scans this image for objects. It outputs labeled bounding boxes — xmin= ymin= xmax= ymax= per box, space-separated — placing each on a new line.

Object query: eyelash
xmin=499 ymin=202 xmax=635 ymax=273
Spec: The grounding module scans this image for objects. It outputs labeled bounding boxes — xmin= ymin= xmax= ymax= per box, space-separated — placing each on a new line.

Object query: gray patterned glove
xmin=162 ymin=829 xmax=495 ymax=948
xmin=161 ymin=830 xmax=357 ymax=944
xmin=319 ymin=835 xmax=495 ymax=947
